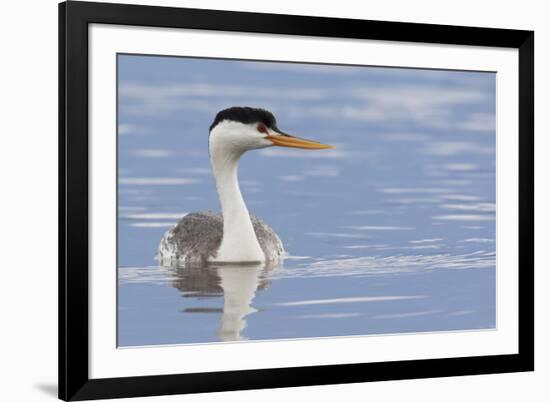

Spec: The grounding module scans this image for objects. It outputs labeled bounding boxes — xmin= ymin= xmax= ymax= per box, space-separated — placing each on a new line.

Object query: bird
xmin=157 ymin=106 xmax=333 ymax=267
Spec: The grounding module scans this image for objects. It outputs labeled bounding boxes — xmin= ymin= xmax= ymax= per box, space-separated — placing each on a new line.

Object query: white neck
xmin=209 ymin=144 xmax=265 ymax=262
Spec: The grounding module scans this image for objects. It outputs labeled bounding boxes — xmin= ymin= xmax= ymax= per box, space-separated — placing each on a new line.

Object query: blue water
xmin=117 ymin=54 xmax=496 ymax=347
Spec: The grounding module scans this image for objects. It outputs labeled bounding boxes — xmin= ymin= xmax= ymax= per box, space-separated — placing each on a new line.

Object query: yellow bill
xmin=266 ymin=134 xmax=334 ymax=150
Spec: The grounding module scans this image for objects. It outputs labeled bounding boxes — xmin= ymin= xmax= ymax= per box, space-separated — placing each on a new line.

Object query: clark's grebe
xmin=158 ymin=107 xmax=333 ymax=266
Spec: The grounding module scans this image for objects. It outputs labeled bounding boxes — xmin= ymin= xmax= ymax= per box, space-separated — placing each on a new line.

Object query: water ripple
xmin=277 ymin=250 xmax=495 ymax=279
xmin=119 ymin=250 xmax=495 ymax=285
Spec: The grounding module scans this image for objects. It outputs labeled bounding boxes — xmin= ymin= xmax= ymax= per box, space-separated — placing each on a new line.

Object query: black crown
xmin=209 ymin=107 xmax=278 ymax=132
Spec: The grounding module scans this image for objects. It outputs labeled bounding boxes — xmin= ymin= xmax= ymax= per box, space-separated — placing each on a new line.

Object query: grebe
xmin=158 ymin=107 xmax=333 ymax=266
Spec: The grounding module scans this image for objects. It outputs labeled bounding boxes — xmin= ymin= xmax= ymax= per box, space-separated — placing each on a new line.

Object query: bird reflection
xmin=167 ymin=263 xmax=279 ymax=341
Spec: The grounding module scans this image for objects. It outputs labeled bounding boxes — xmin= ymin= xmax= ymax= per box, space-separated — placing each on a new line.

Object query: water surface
xmin=117 ymin=55 xmax=496 ymax=347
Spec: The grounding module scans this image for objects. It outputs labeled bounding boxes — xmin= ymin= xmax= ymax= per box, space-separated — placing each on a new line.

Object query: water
xmin=117 ymin=54 xmax=496 ymax=347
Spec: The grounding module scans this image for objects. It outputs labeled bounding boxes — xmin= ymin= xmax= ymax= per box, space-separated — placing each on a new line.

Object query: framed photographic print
xmin=59 ymin=1 xmax=534 ymax=400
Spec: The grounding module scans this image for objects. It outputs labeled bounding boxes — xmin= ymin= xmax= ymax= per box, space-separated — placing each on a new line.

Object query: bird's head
xmin=209 ymin=107 xmax=333 ymax=156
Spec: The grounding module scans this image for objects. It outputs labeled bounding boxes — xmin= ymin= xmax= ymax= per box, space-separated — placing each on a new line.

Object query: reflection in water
xmin=118 ymin=249 xmax=496 ymax=345
xmin=168 ymin=263 xmax=278 ymax=341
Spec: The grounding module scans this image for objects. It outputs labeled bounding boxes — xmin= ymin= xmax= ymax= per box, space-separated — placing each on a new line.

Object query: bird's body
xmin=158 ymin=212 xmax=284 ymax=267
xmin=157 ymin=107 xmax=332 ymax=267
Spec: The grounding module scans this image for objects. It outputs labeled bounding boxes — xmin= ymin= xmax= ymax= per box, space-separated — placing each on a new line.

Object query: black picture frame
xmin=59 ymin=1 xmax=534 ymax=400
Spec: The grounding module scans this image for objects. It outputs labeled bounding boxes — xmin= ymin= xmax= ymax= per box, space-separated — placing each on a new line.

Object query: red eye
xmin=257 ymin=123 xmax=268 ymax=133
